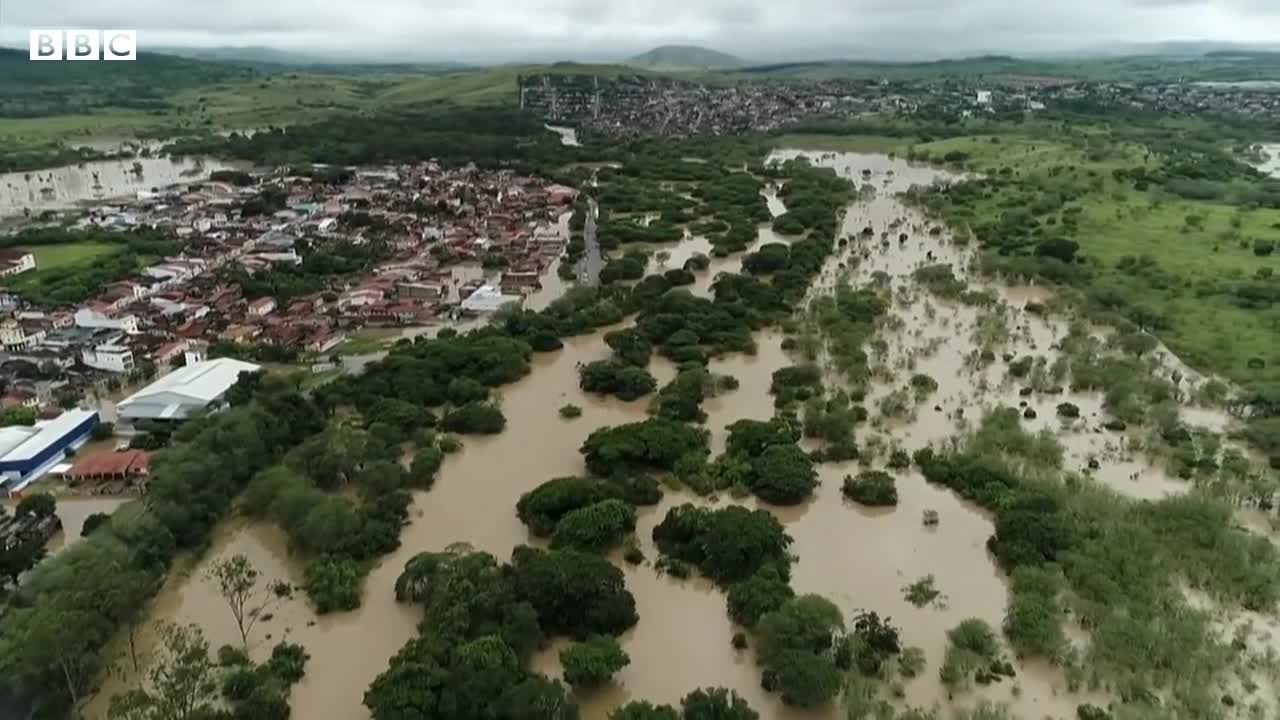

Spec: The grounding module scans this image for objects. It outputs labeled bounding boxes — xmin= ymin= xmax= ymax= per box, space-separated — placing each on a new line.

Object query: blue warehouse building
xmin=0 ymin=409 xmax=99 ymax=495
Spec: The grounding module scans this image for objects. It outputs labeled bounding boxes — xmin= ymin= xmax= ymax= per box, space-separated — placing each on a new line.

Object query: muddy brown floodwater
xmin=0 ymin=156 xmax=235 ymax=217
xmin=90 ymin=150 xmax=1245 ymax=719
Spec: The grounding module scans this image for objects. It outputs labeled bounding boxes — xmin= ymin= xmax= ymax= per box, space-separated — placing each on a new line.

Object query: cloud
xmin=2 ymin=0 xmax=1277 ymax=61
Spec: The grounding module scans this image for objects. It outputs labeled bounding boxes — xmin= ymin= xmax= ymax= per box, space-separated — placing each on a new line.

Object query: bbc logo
xmin=30 ymin=30 xmax=137 ymax=61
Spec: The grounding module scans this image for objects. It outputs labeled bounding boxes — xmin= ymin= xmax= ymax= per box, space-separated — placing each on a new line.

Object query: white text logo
xmin=29 ymin=30 xmax=137 ymax=61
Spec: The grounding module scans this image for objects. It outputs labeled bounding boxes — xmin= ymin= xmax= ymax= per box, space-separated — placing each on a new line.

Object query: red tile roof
xmin=65 ymin=450 xmax=150 ymax=480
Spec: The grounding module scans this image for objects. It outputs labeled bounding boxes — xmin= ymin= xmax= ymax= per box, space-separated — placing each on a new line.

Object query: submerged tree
xmin=207 ymin=553 xmax=292 ymax=647
xmin=107 ymin=621 xmax=219 ymax=720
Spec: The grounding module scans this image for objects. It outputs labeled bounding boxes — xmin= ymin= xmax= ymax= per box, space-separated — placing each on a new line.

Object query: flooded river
xmin=0 ymin=156 xmax=233 ymax=218
xmin=88 ymin=150 xmax=1244 ymax=719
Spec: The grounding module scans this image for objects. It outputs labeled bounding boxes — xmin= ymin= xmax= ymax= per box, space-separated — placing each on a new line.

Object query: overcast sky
xmin=2 ymin=0 xmax=1278 ymax=62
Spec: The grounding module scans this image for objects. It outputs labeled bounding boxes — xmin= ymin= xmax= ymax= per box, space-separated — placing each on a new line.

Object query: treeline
xmin=0 ymin=375 xmax=323 ymax=717
xmin=2 ymin=227 xmax=181 ymax=306
xmin=238 ymin=329 xmax=546 ymax=611
xmin=0 ymin=144 xmax=111 ymax=175
xmin=164 ymin=107 xmax=576 ymax=170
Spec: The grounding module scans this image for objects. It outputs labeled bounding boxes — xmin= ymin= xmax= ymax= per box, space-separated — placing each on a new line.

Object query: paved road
xmin=577 ymin=197 xmax=604 ymax=285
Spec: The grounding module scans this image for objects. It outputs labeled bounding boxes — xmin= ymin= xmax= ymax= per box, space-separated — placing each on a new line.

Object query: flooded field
xmin=1258 ymin=143 xmax=1280 ymax=179
xmin=47 ymin=497 xmax=130 ymax=554
xmin=0 ymin=156 xmax=233 ymax=217
xmin=87 ymin=150 xmax=1248 ymax=719
xmin=546 ymin=125 xmax=581 ymax=147
xmin=1 ymin=496 xmax=129 ymax=557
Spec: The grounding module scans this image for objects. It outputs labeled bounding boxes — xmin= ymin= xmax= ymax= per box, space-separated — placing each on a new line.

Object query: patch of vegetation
xmin=914 ymin=407 xmax=1280 ymax=714
xmin=559 ymin=635 xmax=630 ymax=688
xmin=652 ymin=504 xmax=793 ymax=586
xmin=902 ymin=575 xmax=943 ymax=608
xmin=841 ymin=470 xmax=898 ymax=507
xmin=579 ymin=359 xmax=659 ymax=401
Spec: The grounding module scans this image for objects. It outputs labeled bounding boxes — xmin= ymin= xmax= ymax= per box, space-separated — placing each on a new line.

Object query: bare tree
xmin=207 ymin=553 xmax=291 ymax=648
xmin=107 ymin=621 xmax=218 ymax=720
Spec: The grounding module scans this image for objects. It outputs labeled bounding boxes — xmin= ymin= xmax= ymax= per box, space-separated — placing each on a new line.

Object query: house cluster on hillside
xmin=519 ymin=72 xmax=1280 ymax=135
xmin=520 ymin=74 xmax=893 ymax=136
xmin=0 ymin=161 xmax=577 ymax=417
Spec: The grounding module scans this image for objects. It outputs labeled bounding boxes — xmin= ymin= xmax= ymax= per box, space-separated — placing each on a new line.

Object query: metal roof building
xmin=117 ymin=358 xmax=260 ymax=422
xmin=460 ymin=284 xmax=523 ymax=313
xmin=0 ymin=409 xmax=99 ymax=494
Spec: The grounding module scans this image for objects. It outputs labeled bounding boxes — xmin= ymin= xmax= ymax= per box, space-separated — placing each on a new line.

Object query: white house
xmin=81 ymin=343 xmax=135 ymax=373
xmin=75 ymin=309 xmax=140 ymax=334
xmin=248 ymin=297 xmax=277 ymax=317
xmin=0 ymin=250 xmax=36 ymax=277
xmin=340 ymin=288 xmax=384 ymax=308
xmin=0 ymin=321 xmax=43 ymax=351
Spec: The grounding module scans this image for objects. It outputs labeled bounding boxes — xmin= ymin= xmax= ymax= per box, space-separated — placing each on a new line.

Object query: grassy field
xmin=23 ymin=243 xmax=120 ymax=270
xmin=913 ymin=131 xmax=1280 ymax=387
xmin=0 ymin=61 xmax=670 ymax=158
xmin=332 ymin=328 xmax=402 ymax=356
xmin=374 ymin=63 xmax=656 ymax=108
xmin=0 ymin=73 xmax=404 ymax=152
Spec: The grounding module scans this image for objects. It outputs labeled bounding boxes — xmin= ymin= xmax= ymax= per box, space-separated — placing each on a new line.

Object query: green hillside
xmin=0 ymin=47 xmax=258 ymax=118
xmin=627 ymin=45 xmax=743 ymax=70
xmin=733 ymin=51 xmax=1280 ymax=82
xmin=376 ymin=63 xmax=661 ymax=107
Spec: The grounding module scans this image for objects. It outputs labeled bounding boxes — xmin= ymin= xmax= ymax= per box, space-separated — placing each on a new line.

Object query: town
xmin=519 ymin=72 xmax=1280 ymax=136
xmin=0 ymin=161 xmax=578 ymax=497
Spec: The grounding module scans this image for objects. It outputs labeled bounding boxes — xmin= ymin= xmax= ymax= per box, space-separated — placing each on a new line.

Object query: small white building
xmin=248 ymin=297 xmax=277 ymax=317
xmin=0 ymin=250 xmax=36 ymax=277
xmin=976 ymin=90 xmax=993 ymax=105
xmin=82 ymin=343 xmax=135 ymax=373
xmin=460 ymin=284 xmax=523 ymax=313
xmin=0 ymin=321 xmax=42 ymax=351
xmin=75 ymin=309 xmax=140 ymax=334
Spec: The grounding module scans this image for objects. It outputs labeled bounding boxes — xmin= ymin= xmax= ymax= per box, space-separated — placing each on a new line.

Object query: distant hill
xmin=155 ymin=45 xmax=332 ymax=66
xmin=627 ymin=45 xmax=744 ymax=70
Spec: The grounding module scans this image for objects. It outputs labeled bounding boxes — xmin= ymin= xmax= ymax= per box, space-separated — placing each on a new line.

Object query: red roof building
xmin=64 ymin=450 xmax=150 ymax=482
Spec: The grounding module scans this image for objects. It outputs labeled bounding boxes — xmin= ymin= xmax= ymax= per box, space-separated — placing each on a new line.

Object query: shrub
xmin=841 ymin=471 xmax=898 ymax=506
xmin=747 ymin=444 xmax=818 ymax=505
xmin=302 ymin=556 xmax=363 ymax=613
xmin=441 ymin=402 xmax=506 ymax=434
xmin=550 ymin=499 xmax=637 ymax=553
xmin=727 ymin=567 xmax=795 ymax=627
xmin=559 ymin=635 xmax=630 ymax=688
